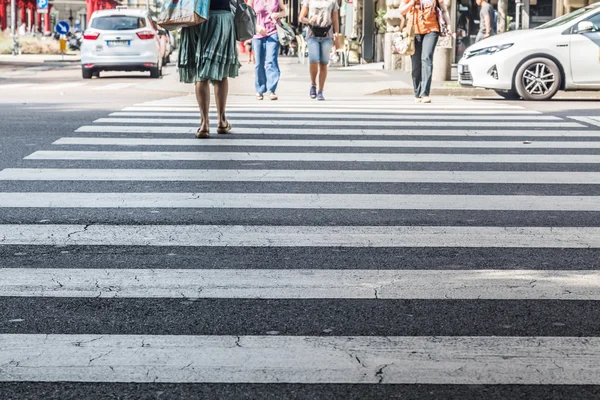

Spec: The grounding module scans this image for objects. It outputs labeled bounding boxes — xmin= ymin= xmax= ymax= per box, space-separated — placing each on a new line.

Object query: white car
xmin=81 ymin=7 xmax=164 ymax=79
xmin=458 ymin=3 xmax=600 ymax=100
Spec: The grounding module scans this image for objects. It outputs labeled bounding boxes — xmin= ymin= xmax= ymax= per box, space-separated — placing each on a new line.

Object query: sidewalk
xmin=0 ymin=54 xmax=80 ymax=73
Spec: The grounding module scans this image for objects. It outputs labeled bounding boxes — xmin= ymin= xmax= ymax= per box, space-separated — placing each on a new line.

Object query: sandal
xmin=217 ymin=122 xmax=232 ymax=135
xmin=195 ymin=127 xmax=210 ymax=139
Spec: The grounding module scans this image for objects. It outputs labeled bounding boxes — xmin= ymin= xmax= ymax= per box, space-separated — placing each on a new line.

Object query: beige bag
xmin=392 ymin=11 xmax=415 ymax=56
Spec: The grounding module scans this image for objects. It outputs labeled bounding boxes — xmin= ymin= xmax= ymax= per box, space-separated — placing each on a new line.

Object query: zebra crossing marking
xmin=1 ymin=192 xmax=600 ymax=211
xmin=120 ymin=107 xmax=543 ymax=115
xmin=1 ymin=224 xmax=599 ymax=247
xmin=3 ymin=168 xmax=600 ymax=183
xmin=2 ymin=334 xmax=600 ymax=384
xmin=73 ymin=126 xmax=597 ymax=136
xmin=108 ymin=112 xmax=555 ymax=121
xmin=94 ymin=117 xmax=580 ymax=128
xmin=27 ymin=149 xmax=600 ymax=164
xmin=2 ymin=268 xmax=599 ymax=299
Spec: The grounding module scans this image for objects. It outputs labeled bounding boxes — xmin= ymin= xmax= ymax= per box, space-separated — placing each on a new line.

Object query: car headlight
xmin=465 ymin=43 xmax=513 ymax=58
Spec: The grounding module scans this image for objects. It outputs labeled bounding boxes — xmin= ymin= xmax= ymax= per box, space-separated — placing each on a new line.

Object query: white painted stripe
xmin=92 ymin=83 xmax=135 ymax=91
xmin=61 ymin=136 xmax=600 ymax=149
xmin=3 ymin=268 xmax=599 ymax=300
xmin=71 ymin=127 xmax=600 ymax=137
xmin=2 ymin=193 xmax=600 ymax=211
xmin=133 ymin=98 xmax=524 ymax=110
xmin=120 ymin=107 xmax=541 ymax=115
xmin=131 ymin=103 xmax=528 ymax=110
xmin=38 ymin=82 xmax=87 ymax=90
xmin=0 ymin=83 xmax=35 ymax=89
xmin=2 ymin=335 xmax=600 ymax=384
xmin=94 ymin=118 xmax=578 ymax=128
xmin=0 ymin=224 xmax=599 ymax=247
xmin=27 ymin=150 xmax=600 ymax=164
xmin=570 ymin=116 xmax=600 ymax=128
xmin=3 ymin=169 xmax=600 ymax=184
xmin=109 ymin=113 xmax=552 ymax=121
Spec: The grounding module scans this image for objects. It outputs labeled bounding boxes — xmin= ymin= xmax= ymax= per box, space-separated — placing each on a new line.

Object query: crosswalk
xmin=2 ymin=94 xmax=600 ymax=395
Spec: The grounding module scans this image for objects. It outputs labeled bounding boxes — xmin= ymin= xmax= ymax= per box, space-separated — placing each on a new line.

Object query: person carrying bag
xmin=400 ymin=0 xmax=451 ymax=104
xmin=249 ymin=0 xmax=287 ymax=100
xmin=178 ymin=0 xmax=242 ymax=139
xmin=299 ymin=0 xmax=339 ymax=101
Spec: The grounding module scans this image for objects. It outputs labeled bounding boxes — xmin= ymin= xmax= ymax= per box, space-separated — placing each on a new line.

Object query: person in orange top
xmin=400 ymin=0 xmax=452 ymax=103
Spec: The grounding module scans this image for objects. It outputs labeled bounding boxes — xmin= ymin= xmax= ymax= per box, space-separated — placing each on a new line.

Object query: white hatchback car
xmin=81 ymin=7 xmax=164 ymax=79
xmin=458 ymin=3 xmax=600 ymax=100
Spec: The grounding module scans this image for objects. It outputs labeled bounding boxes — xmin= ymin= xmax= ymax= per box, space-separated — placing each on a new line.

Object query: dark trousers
xmin=411 ymin=32 xmax=439 ymax=98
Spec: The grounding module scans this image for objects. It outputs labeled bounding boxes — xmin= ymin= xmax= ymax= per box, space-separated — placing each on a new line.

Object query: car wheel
xmin=82 ymin=68 xmax=93 ymax=79
xmin=494 ymin=90 xmax=520 ymax=100
xmin=93 ymin=71 xmax=100 ymax=78
xmin=514 ymin=57 xmax=561 ymax=101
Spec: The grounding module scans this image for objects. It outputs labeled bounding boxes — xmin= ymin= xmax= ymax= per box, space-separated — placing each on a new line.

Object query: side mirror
xmin=577 ymin=21 xmax=594 ymax=34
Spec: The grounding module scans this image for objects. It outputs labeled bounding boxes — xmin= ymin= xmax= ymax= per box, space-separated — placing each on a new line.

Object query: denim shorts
xmin=307 ymin=37 xmax=334 ymax=64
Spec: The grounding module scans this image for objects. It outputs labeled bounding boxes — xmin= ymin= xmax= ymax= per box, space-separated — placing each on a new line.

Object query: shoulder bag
xmin=231 ymin=0 xmax=257 ymax=42
xmin=392 ymin=7 xmax=415 ymax=55
xmin=436 ymin=0 xmax=450 ymax=37
xmin=261 ymin=0 xmax=295 ymax=46
xmin=158 ymin=0 xmax=208 ymax=30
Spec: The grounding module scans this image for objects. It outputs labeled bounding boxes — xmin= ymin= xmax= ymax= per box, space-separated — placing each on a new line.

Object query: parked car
xmin=157 ymin=27 xmax=173 ymax=65
xmin=80 ymin=7 xmax=164 ymax=79
xmin=458 ymin=3 xmax=600 ymax=100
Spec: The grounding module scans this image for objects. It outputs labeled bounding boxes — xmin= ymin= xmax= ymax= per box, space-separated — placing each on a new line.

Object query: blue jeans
xmin=253 ymin=34 xmax=280 ymax=94
xmin=307 ymin=37 xmax=334 ymax=64
xmin=411 ymin=32 xmax=439 ymax=98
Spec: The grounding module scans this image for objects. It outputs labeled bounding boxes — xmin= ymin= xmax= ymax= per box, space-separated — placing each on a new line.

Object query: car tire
xmin=514 ymin=57 xmax=561 ymax=101
xmin=93 ymin=71 xmax=100 ymax=78
xmin=82 ymin=68 xmax=93 ymax=79
xmin=494 ymin=90 xmax=520 ymax=100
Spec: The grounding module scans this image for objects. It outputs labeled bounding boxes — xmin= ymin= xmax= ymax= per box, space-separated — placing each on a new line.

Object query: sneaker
xmin=269 ymin=92 xmax=278 ymax=101
xmin=317 ymin=91 xmax=325 ymax=101
xmin=310 ymin=85 xmax=317 ymax=99
xmin=421 ymin=96 xmax=432 ymax=104
xmin=256 ymin=93 xmax=264 ymax=100
xmin=414 ymin=97 xmax=421 ymax=103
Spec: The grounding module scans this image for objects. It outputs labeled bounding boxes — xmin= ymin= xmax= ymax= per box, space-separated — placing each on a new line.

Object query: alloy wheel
xmin=522 ymin=63 xmax=556 ymax=97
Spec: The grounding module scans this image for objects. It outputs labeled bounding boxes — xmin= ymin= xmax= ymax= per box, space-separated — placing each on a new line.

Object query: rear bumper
xmin=81 ymin=62 xmax=158 ymax=72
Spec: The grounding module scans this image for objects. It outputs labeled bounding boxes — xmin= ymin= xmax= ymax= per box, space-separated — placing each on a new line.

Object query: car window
xmin=91 ymin=16 xmax=147 ymax=30
xmin=536 ymin=7 xmax=590 ymax=29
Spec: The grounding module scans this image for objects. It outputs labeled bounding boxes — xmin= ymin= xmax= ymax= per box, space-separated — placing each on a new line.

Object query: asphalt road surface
xmin=1 ymin=61 xmax=600 ymax=400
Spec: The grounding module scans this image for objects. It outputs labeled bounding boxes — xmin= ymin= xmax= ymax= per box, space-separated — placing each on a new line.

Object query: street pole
xmin=10 ymin=0 xmax=19 ymax=55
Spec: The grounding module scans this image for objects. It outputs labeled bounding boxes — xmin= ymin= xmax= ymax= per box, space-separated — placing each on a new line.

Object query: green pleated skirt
xmin=178 ymin=10 xmax=241 ymax=83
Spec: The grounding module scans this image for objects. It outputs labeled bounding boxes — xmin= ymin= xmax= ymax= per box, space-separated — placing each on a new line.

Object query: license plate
xmin=107 ymin=40 xmax=130 ymax=47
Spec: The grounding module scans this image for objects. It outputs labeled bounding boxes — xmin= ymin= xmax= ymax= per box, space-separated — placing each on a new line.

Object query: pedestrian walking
xmin=299 ymin=0 xmax=340 ymax=101
xmin=475 ymin=0 xmax=496 ymax=42
xmin=249 ymin=0 xmax=287 ymax=100
xmin=178 ymin=0 xmax=241 ymax=138
xmin=245 ymin=39 xmax=256 ymax=64
xmin=400 ymin=0 xmax=452 ymax=104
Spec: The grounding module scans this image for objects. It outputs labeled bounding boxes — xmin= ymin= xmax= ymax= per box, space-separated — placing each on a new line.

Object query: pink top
xmin=253 ymin=0 xmax=279 ymax=39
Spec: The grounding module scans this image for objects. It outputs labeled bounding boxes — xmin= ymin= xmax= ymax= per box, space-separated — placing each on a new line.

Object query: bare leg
xmin=214 ymin=78 xmax=229 ymax=128
xmin=318 ymin=63 xmax=328 ymax=91
xmin=309 ymin=62 xmax=318 ymax=86
xmin=195 ymin=80 xmax=210 ymax=132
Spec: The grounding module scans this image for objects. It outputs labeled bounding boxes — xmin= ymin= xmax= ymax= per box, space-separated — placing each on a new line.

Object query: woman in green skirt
xmin=178 ymin=1 xmax=241 ymax=138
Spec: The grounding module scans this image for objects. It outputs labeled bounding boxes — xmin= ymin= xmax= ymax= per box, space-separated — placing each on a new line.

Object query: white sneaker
xmin=414 ymin=97 xmax=421 ymax=103
xmin=421 ymin=96 xmax=432 ymax=104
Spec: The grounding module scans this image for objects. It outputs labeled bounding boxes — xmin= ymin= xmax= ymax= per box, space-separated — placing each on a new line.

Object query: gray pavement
xmin=1 ymin=57 xmax=600 ymax=399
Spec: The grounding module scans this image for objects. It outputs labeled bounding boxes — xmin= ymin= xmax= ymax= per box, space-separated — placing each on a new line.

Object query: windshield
xmin=91 ymin=16 xmax=147 ymax=30
xmin=536 ymin=7 xmax=590 ymax=29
